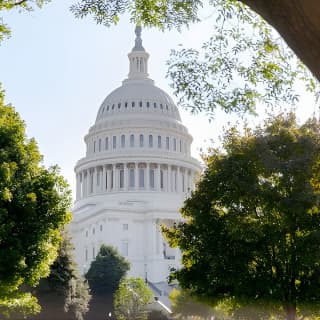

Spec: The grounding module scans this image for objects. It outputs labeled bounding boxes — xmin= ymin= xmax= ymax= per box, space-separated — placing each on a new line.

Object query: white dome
xmin=95 ymin=79 xmax=181 ymax=122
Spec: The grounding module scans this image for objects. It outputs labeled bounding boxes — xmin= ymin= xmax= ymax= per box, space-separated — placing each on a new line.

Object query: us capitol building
xmin=70 ymin=27 xmax=201 ymax=284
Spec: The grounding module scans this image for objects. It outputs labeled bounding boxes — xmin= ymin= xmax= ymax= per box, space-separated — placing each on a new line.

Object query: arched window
xmin=149 ymin=135 xmax=153 ymax=148
xmin=121 ymin=135 xmax=125 ymax=148
xmin=130 ymin=134 xmax=134 ymax=147
xmin=113 ymin=136 xmax=117 ymax=149
xmin=105 ymin=137 xmax=109 ymax=150
xmin=139 ymin=134 xmax=144 ymax=147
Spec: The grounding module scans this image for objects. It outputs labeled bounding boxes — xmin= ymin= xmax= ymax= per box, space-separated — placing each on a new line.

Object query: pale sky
xmin=0 ymin=1 xmax=316 ymax=199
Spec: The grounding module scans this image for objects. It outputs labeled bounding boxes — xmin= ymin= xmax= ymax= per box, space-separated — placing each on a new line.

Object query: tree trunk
xmin=285 ymin=303 xmax=296 ymax=320
xmin=239 ymin=0 xmax=320 ymax=82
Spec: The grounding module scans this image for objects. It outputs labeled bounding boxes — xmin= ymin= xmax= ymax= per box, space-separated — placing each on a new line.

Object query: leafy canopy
xmin=163 ymin=113 xmax=320 ymax=320
xmin=70 ymin=0 xmax=318 ymax=118
xmin=85 ymin=244 xmax=130 ymax=295
xmin=114 ymin=277 xmax=153 ymax=320
xmin=0 ymin=87 xmax=71 ymax=317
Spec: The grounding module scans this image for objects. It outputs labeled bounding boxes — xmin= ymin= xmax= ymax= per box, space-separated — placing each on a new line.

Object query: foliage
xmin=85 ymin=244 xmax=130 ymax=295
xmin=0 ymin=87 xmax=72 ymax=318
xmin=163 ymin=113 xmax=320 ymax=320
xmin=0 ymin=0 xmax=50 ymax=42
xmin=169 ymin=288 xmax=217 ymax=319
xmin=147 ymin=309 xmax=170 ymax=320
xmin=45 ymin=229 xmax=90 ymax=320
xmin=70 ymin=0 xmax=201 ymax=30
xmin=114 ymin=277 xmax=153 ymax=320
xmin=70 ymin=0 xmax=318 ymax=118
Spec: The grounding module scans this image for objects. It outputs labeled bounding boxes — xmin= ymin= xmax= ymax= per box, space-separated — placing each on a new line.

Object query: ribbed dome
xmin=95 ymin=79 xmax=181 ymax=123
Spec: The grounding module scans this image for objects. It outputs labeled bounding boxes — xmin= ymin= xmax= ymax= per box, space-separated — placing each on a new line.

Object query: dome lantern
xmin=128 ymin=26 xmax=149 ymax=80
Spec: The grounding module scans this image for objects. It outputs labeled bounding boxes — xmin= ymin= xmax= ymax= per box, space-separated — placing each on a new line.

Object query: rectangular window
xmin=179 ymin=140 xmax=182 ymax=152
xmin=85 ymin=249 xmax=88 ymax=261
xmin=174 ymin=171 xmax=177 ymax=191
xmin=120 ymin=169 xmax=124 ymax=188
xmin=93 ymin=141 xmax=96 ymax=153
xmin=113 ymin=136 xmax=116 ymax=149
xmin=92 ymin=247 xmax=95 ymax=259
xmin=98 ymin=139 xmax=101 ymax=152
xmin=166 ymin=137 xmax=169 ymax=150
xmin=150 ymin=169 xmax=155 ymax=189
xmin=129 ymin=169 xmax=135 ymax=188
xmin=123 ymin=223 xmax=128 ymax=231
xmin=97 ymin=170 xmax=100 ymax=186
xmin=158 ymin=136 xmax=161 ymax=148
xmin=111 ymin=170 xmax=114 ymax=189
xmin=182 ymin=174 xmax=185 ymax=192
xmin=173 ymin=138 xmax=177 ymax=151
xmin=139 ymin=169 xmax=145 ymax=188
xmin=121 ymin=241 xmax=128 ymax=257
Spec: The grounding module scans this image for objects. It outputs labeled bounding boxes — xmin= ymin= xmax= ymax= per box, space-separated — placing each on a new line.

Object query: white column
xmin=135 ymin=162 xmax=139 ymax=189
xmin=157 ymin=164 xmax=161 ymax=191
xmin=92 ymin=167 xmax=97 ymax=194
xmin=168 ymin=165 xmax=172 ymax=192
xmin=177 ymin=167 xmax=181 ymax=193
xmin=102 ymin=165 xmax=106 ymax=192
xmin=75 ymin=173 xmax=80 ymax=200
xmin=146 ymin=163 xmax=150 ymax=191
xmin=112 ymin=164 xmax=116 ymax=190
xmin=107 ymin=167 xmax=112 ymax=191
xmin=87 ymin=169 xmax=91 ymax=194
xmin=124 ymin=163 xmax=128 ymax=190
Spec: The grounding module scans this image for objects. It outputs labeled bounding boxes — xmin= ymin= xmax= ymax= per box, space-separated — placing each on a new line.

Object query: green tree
xmin=163 ymin=113 xmax=320 ymax=320
xmin=85 ymin=244 xmax=130 ymax=295
xmin=0 ymin=87 xmax=71 ymax=318
xmin=34 ymin=229 xmax=91 ymax=320
xmin=71 ymin=0 xmax=318 ymax=118
xmin=114 ymin=277 xmax=153 ymax=320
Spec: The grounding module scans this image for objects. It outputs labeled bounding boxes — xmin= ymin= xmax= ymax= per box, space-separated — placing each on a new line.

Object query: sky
xmin=0 ymin=1 xmax=317 ymax=200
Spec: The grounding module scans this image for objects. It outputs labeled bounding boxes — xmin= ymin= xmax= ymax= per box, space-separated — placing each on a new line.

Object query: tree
xmin=85 ymin=244 xmax=130 ymax=295
xmin=0 ymin=0 xmax=50 ymax=41
xmin=71 ymin=0 xmax=320 ymax=83
xmin=0 ymin=87 xmax=71 ymax=317
xmin=163 ymin=113 xmax=320 ymax=320
xmin=71 ymin=1 xmax=319 ymax=119
xmin=33 ymin=229 xmax=91 ymax=320
xmin=114 ymin=277 xmax=153 ymax=320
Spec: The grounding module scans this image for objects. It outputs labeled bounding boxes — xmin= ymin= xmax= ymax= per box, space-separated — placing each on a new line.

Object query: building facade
xmin=70 ymin=27 xmax=201 ymax=283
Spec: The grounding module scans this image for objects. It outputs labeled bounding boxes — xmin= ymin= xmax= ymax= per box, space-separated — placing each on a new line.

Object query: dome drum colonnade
xmin=71 ymin=26 xmax=201 ymax=283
